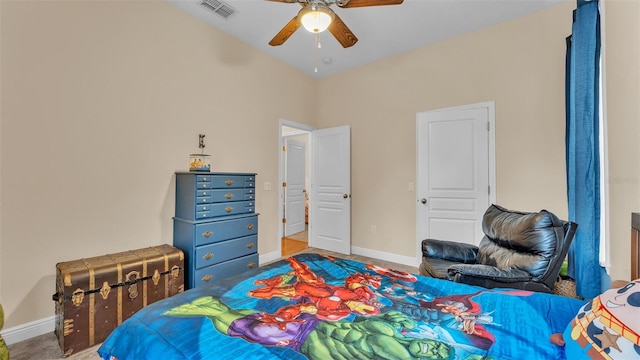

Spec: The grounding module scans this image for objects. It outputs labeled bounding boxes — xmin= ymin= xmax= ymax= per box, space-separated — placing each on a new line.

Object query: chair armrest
xmin=422 ymin=239 xmax=478 ymax=264
xmin=448 ymin=264 xmax=532 ymax=282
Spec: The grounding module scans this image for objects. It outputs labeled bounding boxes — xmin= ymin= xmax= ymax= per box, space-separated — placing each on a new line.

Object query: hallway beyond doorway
xmin=282 ymin=226 xmax=308 ymax=256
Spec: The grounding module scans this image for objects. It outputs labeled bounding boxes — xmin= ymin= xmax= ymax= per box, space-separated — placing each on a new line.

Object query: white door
xmin=310 ymin=125 xmax=351 ymax=255
xmin=416 ymin=103 xmax=495 ymax=256
xmin=284 ymin=138 xmax=306 ymax=236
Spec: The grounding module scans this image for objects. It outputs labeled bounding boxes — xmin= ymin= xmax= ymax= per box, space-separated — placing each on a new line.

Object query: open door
xmin=310 ymin=125 xmax=351 ymax=255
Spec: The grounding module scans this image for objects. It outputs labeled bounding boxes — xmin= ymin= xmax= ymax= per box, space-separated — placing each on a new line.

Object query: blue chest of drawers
xmin=173 ymin=172 xmax=258 ymax=289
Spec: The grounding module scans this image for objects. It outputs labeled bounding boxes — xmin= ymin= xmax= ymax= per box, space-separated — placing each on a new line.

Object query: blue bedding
xmin=98 ymin=253 xmax=584 ymax=359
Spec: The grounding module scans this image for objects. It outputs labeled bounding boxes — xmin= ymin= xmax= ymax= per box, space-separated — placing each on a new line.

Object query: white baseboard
xmin=259 ymin=250 xmax=281 ymax=265
xmin=1 ymin=315 xmax=55 ymax=345
xmin=2 ymin=247 xmax=416 ymax=345
xmin=352 ymin=246 xmax=420 ymax=268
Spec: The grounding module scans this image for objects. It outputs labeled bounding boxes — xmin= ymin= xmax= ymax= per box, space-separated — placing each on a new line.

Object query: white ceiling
xmin=166 ymin=0 xmax=569 ymax=78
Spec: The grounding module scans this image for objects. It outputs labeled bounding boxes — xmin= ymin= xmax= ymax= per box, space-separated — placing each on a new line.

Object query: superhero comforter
xmin=98 ymin=253 xmax=585 ymax=360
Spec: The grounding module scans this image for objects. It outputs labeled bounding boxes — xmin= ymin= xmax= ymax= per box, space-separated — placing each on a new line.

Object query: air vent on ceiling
xmin=200 ymin=0 xmax=237 ymax=19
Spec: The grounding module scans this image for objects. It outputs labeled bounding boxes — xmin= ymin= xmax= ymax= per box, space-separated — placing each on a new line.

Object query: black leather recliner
xmin=420 ymin=204 xmax=577 ymax=293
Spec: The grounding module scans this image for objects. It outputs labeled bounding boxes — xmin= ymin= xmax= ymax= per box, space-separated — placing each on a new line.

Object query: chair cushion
xmin=477 ymin=204 xmax=565 ymax=279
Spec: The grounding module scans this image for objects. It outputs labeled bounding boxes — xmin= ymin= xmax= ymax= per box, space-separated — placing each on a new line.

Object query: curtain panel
xmin=565 ymin=0 xmax=602 ymax=299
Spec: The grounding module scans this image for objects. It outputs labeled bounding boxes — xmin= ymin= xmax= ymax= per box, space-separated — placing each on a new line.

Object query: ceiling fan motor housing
xmin=299 ymin=3 xmax=334 ymax=33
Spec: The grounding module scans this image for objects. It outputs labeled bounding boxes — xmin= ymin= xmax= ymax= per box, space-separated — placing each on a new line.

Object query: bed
xmin=97 ymin=252 xmax=586 ymax=360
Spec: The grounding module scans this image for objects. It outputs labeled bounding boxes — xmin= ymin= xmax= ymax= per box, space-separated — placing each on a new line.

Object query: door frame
xmin=279 ymin=119 xmax=314 ymax=256
xmin=415 ymin=101 xmax=497 ymax=264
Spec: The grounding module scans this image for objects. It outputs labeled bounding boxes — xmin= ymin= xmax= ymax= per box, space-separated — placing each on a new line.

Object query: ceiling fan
xmin=267 ymin=0 xmax=404 ymax=48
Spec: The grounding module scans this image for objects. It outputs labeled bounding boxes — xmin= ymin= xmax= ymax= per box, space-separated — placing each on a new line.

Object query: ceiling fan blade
xmin=337 ymin=0 xmax=403 ymax=8
xmin=269 ymin=16 xmax=302 ymax=46
xmin=328 ymin=12 xmax=358 ymax=48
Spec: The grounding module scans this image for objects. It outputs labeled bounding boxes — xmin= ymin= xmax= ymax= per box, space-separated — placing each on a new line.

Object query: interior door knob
xmin=421 ymin=198 xmax=427 ymax=204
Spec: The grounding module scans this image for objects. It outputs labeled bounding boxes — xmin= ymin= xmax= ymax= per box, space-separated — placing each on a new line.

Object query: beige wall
xmin=316 ymin=0 xmax=640 ymax=281
xmin=0 ymin=1 xmax=316 ymax=327
xmin=1 ymin=0 xmax=638 ymax=331
xmin=317 ymin=2 xmax=575 ymax=258
xmin=604 ymin=0 xmax=640 ymax=281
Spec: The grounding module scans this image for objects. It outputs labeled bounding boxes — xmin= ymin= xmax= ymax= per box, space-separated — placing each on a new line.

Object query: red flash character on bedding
xmin=249 ymin=257 xmax=381 ymax=322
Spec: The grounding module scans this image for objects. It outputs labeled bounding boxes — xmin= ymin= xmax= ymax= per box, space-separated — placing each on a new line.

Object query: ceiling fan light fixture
xmin=299 ymin=4 xmax=334 ymax=34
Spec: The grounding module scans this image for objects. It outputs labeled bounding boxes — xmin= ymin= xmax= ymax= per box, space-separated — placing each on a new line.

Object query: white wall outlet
xmin=408 ymin=182 xmax=415 ymax=192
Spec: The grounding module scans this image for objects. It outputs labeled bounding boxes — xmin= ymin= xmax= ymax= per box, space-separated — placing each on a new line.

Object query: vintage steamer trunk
xmin=53 ymin=244 xmax=184 ymax=356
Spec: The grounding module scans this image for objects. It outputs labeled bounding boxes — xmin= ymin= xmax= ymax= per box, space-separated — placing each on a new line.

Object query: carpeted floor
xmin=8 ymin=247 xmax=418 ymax=359
xmin=8 ymin=333 xmax=101 ymax=360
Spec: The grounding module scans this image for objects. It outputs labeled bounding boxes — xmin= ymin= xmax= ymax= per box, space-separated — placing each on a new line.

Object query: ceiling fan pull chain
xmin=314 ymin=33 xmax=320 ymax=73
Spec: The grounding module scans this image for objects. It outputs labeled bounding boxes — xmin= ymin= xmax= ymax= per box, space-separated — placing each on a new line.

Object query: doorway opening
xmin=280 ymin=122 xmax=312 ymax=256
xmin=278 ymin=121 xmax=352 ymax=257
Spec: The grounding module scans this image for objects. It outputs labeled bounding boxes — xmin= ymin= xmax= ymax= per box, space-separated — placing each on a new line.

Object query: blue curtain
xmin=565 ymin=0 xmax=601 ymax=299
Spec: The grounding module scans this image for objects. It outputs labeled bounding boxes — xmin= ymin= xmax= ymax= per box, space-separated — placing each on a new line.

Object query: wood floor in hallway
xmin=282 ymin=226 xmax=308 ymax=256
xmin=282 ymin=237 xmax=308 ymax=255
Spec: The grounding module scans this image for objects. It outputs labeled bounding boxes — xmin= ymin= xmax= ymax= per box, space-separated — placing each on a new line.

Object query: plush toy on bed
xmin=550 ymin=279 xmax=640 ymax=359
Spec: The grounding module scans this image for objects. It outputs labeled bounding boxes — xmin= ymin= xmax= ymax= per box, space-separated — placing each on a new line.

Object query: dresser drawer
xmin=210 ymin=175 xmax=255 ymax=189
xmin=189 ymin=175 xmax=213 ymax=190
xmin=194 ymin=253 xmax=259 ymax=287
xmin=210 ymin=189 xmax=255 ymax=202
xmin=195 ymin=189 xmax=255 ymax=205
xmin=194 ymin=235 xmax=257 ymax=269
xmin=195 ymin=201 xmax=255 ymax=220
xmin=194 ymin=215 xmax=258 ymax=246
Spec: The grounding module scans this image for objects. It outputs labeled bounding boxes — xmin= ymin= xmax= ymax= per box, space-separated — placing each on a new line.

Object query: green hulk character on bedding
xmin=164 ymin=296 xmax=487 ymax=360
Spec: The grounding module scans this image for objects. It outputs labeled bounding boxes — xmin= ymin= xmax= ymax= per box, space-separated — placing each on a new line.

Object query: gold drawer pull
xmin=246 ymin=243 xmax=255 ymax=249
xmin=225 ymin=193 xmax=234 ymax=199
xmin=203 ymin=252 xmax=213 ymax=260
xmin=225 ymin=207 xmax=233 ymax=213
xmin=225 ymin=179 xmax=234 ymax=186
xmin=202 ymin=275 xmax=212 ymax=282
xmin=247 ymin=224 xmax=254 ymax=230
xmin=203 ymin=231 xmax=213 ymax=238
xmin=247 ymin=262 xmax=255 ymax=269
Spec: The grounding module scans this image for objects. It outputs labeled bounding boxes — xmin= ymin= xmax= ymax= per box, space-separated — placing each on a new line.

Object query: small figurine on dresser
xmin=189 ymin=134 xmax=211 ymax=172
